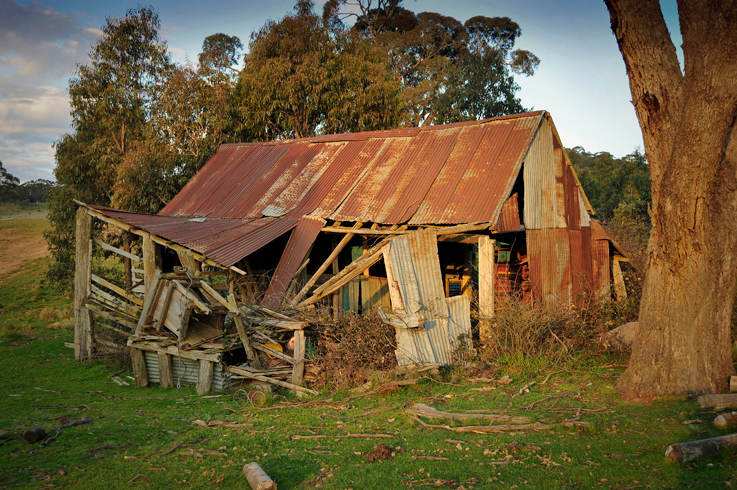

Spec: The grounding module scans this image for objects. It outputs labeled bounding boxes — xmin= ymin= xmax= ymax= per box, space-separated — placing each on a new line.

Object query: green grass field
xmin=1 ymin=224 xmax=736 ymax=487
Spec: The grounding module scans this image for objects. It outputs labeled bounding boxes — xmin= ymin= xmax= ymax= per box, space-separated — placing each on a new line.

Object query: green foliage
xmin=234 ymin=4 xmax=402 ymax=140
xmin=567 ymin=146 xmax=651 ymax=226
xmin=324 ymin=1 xmax=538 ymax=125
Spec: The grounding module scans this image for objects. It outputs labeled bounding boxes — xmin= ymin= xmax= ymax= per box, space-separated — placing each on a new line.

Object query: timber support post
xmin=478 ymin=236 xmax=495 ymax=348
xmin=142 ymin=232 xmax=162 ymax=299
xmin=73 ymin=207 xmax=93 ymax=361
xmin=292 ymin=329 xmax=306 ymax=397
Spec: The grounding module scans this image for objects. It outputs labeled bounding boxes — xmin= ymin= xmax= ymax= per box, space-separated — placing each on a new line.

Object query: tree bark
xmin=605 ymin=0 xmax=737 ymax=398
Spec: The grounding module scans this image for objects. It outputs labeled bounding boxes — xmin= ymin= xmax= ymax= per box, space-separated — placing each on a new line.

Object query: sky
xmin=0 ymin=0 xmax=681 ymax=182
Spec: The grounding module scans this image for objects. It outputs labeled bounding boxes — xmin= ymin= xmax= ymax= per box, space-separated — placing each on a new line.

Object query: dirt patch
xmin=0 ymin=217 xmax=49 ymax=282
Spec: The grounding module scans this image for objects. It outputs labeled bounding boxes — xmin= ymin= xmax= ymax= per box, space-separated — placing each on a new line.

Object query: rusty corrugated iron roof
xmin=88 ymin=205 xmax=297 ymax=267
xmin=160 ymin=111 xmax=546 ymax=225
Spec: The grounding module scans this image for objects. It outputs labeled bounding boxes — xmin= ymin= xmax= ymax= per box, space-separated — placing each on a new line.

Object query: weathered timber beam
xmin=172 ymin=280 xmax=212 ymax=314
xmin=320 ymin=222 xmax=493 ymax=236
xmin=226 ymin=365 xmax=317 ymax=395
xmin=200 ymin=281 xmax=237 ymax=313
xmin=296 ymin=237 xmax=391 ymax=308
xmin=289 ymin=222 xmax=363 ymax=306
xmin=251 ymin=342 xmax=295 ymax=364
xmin=127 ymin=338 xmax=222 ymax=362
xmin=73 ymin=207 xmax=93 ymax=361
xmin=93 ymin=238 xmax=141 ymax=262
xmin=91 ymin=273 xmax=144 ymax=306
xmin=228 ymin=293 xmax=261 ymax=369
xmin=666 ymin=433 xmax=737 ymax=463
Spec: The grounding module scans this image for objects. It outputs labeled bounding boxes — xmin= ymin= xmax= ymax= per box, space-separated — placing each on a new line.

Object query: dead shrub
xmin=478 ymin=292 xmax=639 ymax=363
xmin=310 ymin=311 xmax=397 ymax=389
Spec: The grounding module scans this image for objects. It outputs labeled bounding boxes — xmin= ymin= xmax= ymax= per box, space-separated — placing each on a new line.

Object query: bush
xmin=310 ymin=311 xmax=396 ymax=389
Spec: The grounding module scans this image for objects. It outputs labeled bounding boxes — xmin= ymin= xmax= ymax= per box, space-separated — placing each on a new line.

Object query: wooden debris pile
xmin=127 ymin=268 xmax=313 ymax=395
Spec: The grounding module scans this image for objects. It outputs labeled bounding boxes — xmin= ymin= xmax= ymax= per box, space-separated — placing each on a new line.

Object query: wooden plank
xmin=73 ymin=207 xmax=93 ymax=362
xmin=361 ymin=276 xmax=390 ymax=312
xmin=158 ymin=352 xmax=173 ymax=388
xmin=152 ymin=282 xmax=174 ymax=330
xmin=478 ymin=236 xmax=495 ymax=348
xmin=252 ymin=342 xmax=295 ymax=364
xmin=91 ymin=273 xmax=144 ymax=306
xmin=342 ymin=279 xmax=360 ymax=312
xmin=90 ymin=284 xmax=141 ymax=316
xmin=177 ymin=249 xmax=200 ymax=275
xmin=612 ymin=257 xmax=627 ymax=301
xmin=142 ymin=233 xmax=161 ymax=300
xmin=85 ymin=301 xmax=136 ymax=331
xmin=297 ymin=237 xmax=391 ymax=308
xmin=172 ymin=280 xmax=212 ymax=314
xmin=292 ymin=330 xmax=306 ymax=396
xmin=135 ymin=270 xmax=163 ymax=335
xmin=94 ymin=238 xmax=141 ymax=262
xmin=201 ymin=281 xmax=237 ymax=313
xmin=382 ymin=245 xmax=404 ymax=311
xmin=197 ymin=360 xmax=213 ymax=395
xmin=226 ymin=366 xmax=318 ymax=395
xmin=130 ymin=347 xmax=148 ymax=388
xmin=127 ymin=340 xmax=222 ymax=362
xmin=228 ymin=293 xmax=262 ymax=369
xmin=290 ymin=222 xmax=362 ymax=306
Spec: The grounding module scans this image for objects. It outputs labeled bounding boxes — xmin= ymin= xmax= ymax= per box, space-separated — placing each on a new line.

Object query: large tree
xmin=46 ymin=7 xmax=171 ymax=283
xmin=234 ymin=0 xmax=402 ymax=140
xmin=604 ymin=0 xmax=737 ymax=397
xmin=323 ymin=0 xmax=539 ymax=125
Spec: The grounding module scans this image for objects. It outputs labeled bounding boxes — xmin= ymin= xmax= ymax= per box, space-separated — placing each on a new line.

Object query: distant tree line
xmin=47 ymin=0 xmax=541 ymax=283
xmin=567 ymin=146 xmax=651 ymax=228
xmin=0 ymin=161 xmax=55 ymax=204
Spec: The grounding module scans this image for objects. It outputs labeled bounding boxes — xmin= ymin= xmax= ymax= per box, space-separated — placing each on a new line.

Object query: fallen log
xmin=665 ymin=433 xmax=737 ymax=463
xmin=243 ymin=462 xmax=276 ymax=490
xmin=23 ymin=427 xmax=47 ymax=444
xmin=410 ymin=415 xmax=588 ymax=434
xmin=713 ymin=412 xmax=737 ymax=430
xmin=407 ymin=403 xmax=533 ymax=425
xmin=697 ymin=394 xmax=737 ymax=411
xmin=731 ymin=376 xmax=737 ymax=393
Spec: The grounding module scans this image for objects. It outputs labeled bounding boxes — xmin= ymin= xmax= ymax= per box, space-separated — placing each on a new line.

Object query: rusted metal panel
xmin=526 ymin=228 xmax=572 ymax=305
xmin=160 ymin=111 xmax=544 ymax=225
xmin=592 ymin=239 xmax=611 ymax=300
xmin=567 ymin=229 xmax=585 ymax=306
xmin=331 ymin=138 xmax=412 ymax=222
xmin=377 ymin=130 xmax=458 ymax=224
xmin=262 ymin=216 xmax=325 ymax=309
xmin=564 ymin=164 xmax=581 ymax=230
xmin=581 ymin=225 xmax=594 ymax=288
xmin=579 ymin=189 xmax=591 ymax=228
xmin=495 ymin=193 xmax=521 ymax=232
xmin=409 ymin=126 xmax=486 ymax=224
xmin=89 ymin=205 xmax=297 ymax=267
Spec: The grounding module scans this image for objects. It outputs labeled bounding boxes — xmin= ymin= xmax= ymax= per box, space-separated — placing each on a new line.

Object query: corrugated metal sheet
xmin=382 ymin=230 xmax=470 ymax=365
xmin=523 ymin=118 xmax=567 ymax=230
xmin=88 ymin=205 xmax=297 ymax=267
xmin=591 ymin=219 xmax=627 ymax=256
xmin=495 ymin=193 xmax=522 ymax=232
xmin=160 ymin=111 xmax=545 ymax=225
xmin=144 ymin=352 xmax=232 ymax=391
xmin=261 ymin=216 xmax=325 ymax=309
xmin=526 ymin=228 xmax=572 ymax=305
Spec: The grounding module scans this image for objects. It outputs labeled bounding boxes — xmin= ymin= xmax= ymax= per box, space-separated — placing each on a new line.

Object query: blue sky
xmin=0 ymin=0 xmax=681 ymax=181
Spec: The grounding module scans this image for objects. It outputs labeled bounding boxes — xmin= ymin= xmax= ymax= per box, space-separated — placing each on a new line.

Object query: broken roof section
xmin=87 ymin=205 xmax=298 ymax=267
xmin=160 ymin=111 xmax=547 ymax=225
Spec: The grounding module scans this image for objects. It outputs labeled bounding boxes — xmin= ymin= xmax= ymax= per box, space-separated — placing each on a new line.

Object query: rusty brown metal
xmin=526 ymin=228 xmax=572 ymax=306
xmin=261 ymin=216 xmax=326 ymax=309
xmin=160 ymin=111 xmax=545 ymax=225
xmin=88 ymin=205 xmax=297 ymax=267
xmin=495 ymin=193 xmax=521 ymax=232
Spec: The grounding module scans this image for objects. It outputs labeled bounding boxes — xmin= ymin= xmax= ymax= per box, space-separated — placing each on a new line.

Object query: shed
xmin=72 ymin=111 xmax=627 ymax=386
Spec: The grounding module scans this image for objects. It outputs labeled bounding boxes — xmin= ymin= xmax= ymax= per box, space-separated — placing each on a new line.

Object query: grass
xmin=0 ymin=202 xmax=48 ymax=219
xmin=1 ymin=226 xmax=737 ymax=487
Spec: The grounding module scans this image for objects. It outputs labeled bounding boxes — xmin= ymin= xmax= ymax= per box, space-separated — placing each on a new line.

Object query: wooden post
xmin=142 ymin=232 xmax=161 ymax=299
xmin=332 ymin=246 xmax=341 ymax=320
xmin=73 ymin=207 xmax=93 ymax=361
xmin=228 ymin=293 xmax=262 ymax=369
xmin=158 ymin=352 xmax=173 ymax=388
xmin=478 ymin=236 xmax=495 ymax=347
xmin=197 ymin=359 xmax=213 ymax=395
xmin=130 ymin=347 xmax=149 ymax=388
xmin=292 ymin=329 xmax=306 ymax=397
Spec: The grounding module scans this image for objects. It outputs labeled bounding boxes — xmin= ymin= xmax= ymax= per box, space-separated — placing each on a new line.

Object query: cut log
xmin=243 ymin=462 xmax=276 ymax=490
xmin=408 ymin=403 xmax=533 ymax=425
xmin=731 ymin=376 xmax=737 ymax=393
xmin=697 ymin=393 xmax=737 ymax=410
xmin=714 ymin=412 xmax=737 ymax=430
xmin=665 ymin=433 xmax=737 ymax=463
xmin=23 ymin=427 xmax=47 ymax=444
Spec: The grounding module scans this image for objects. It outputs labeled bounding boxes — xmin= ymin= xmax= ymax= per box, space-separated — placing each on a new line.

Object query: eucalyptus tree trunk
xmin=604 ymin=0 xmax=737 ymax=398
